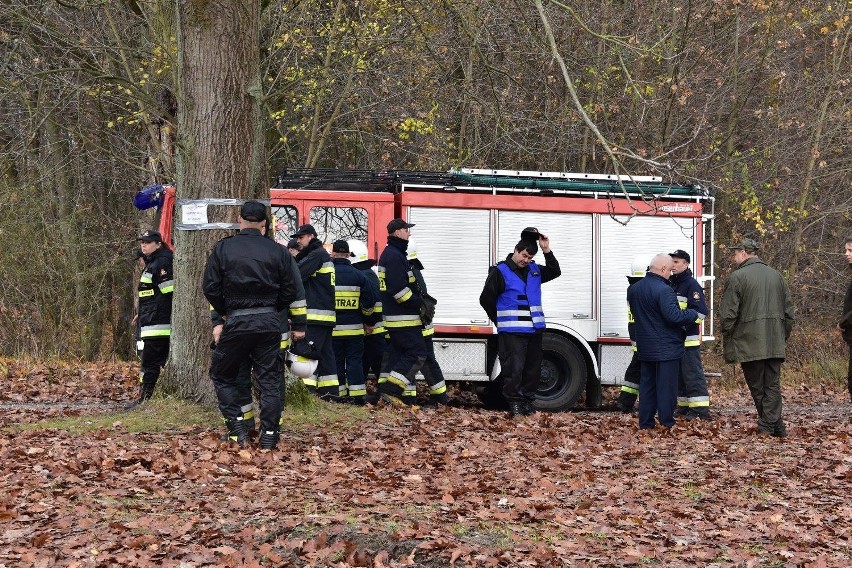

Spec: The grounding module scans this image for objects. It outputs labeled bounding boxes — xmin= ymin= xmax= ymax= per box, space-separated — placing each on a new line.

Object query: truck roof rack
xmin=273 ymin=168 xmax=708 ymax=198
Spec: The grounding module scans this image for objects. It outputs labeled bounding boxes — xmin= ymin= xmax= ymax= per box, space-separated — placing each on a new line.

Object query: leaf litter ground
xmin=1 ymin=360 xmax=850 ymax=567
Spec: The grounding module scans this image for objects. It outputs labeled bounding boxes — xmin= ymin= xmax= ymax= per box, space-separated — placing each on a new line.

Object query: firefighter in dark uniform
xmin=616 ymin=257 xmax=648 ymax=413
xmin=331 ymin=240 xmax=379 ymax=404
xmin=377 ymin=218 xmax=427 ymax=406
xmin=479 ymin=231 xmax=561 ymax=417
xmin=203 ymin=201 xmax=299 ymax=449
xmin=408 ymin=243 xmax=449 ymax=406
xmin=291 ymin=223 xmax=339 ymax=400
xmin=125 ymin=229 xmax=173 ymax=410
xmin=669 ymin=249 xmax=710 ymax=419
xmin=348 ymin=242 xmax=387 ymax=392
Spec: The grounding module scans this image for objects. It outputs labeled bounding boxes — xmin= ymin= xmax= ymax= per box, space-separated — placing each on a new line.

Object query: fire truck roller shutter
xmin=479 ymin=332 xmax=588 ymax=411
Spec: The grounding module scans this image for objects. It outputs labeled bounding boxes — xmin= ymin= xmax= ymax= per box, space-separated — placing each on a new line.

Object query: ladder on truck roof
xmin=273 ymin=168 xmax=709 ymax=199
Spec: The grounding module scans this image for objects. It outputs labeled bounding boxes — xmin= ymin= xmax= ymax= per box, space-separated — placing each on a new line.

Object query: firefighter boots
xmin=123 ymin=385 xmax=154 ymax=411
xmin=259 ymin=429 xmax=280 ymax=450
xmin=224 ymin=418 xmax=249 ymax=447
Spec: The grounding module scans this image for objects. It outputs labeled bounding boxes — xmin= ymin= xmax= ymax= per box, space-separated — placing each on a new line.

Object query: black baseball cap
xmin=240 ymin=200 xmax=267 ymax=222
xmin=387 ymin=218 xmax=415 ymax=233
xmin=670 ymin=249 xmax=691 ymax=263
xmin=291 ymin=224 xmax=318 ymax=238
xmin=137 ymin=229 xmax=162 ymax=243
xmin=332 ymin=239 xmax=354 ymax=256
xmin=521 ymin=227 xmax=542 ymax=241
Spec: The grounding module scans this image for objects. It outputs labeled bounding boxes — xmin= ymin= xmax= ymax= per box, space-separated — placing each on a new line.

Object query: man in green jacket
xmin=719 ymin=238 xmax=795 ymax=438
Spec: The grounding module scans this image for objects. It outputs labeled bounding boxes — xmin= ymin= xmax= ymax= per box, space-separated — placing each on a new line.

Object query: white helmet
xmin=347 ymin=240 xmax=370 ymax=264
xmin=286 ymin=352 xmax=318 ymax=378
xmin=407 ymin=239 xmax=424 ymax=269
xmin=629 ymin=256 xmax=651 ymax=277
xmin=286 ymin=339 xmax=319 ymax=378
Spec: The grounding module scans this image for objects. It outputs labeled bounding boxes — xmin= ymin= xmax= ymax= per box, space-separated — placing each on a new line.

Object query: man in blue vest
xmin=479 ymin=229 xmax=561 ymax=416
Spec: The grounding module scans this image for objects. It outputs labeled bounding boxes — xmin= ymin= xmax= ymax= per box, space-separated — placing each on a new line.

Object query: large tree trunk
xmin=162 ymin=0 xmax=266 ymax=404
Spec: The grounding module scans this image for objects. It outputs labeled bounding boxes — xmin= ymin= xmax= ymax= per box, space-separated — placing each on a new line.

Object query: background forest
xmin=1 ymin=0 xmax=850 ymax=364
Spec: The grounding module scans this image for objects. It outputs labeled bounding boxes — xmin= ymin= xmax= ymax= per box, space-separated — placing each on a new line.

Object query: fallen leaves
xmin=2 ymin=361 xmax=852 ymax=565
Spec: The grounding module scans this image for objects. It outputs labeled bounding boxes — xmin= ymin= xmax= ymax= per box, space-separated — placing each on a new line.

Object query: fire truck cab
xmin=265 ymin=168 xmax=715 ymax=411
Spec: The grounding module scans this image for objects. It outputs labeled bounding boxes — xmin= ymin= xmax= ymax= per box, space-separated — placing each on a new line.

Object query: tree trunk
xmin=162 ymin=0 xmax=265 ymax=404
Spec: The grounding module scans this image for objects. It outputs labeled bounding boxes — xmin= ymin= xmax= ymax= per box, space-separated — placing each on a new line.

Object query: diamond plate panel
xmin=599 ymin=344 xmax=635 ymax=386
xmin=418 ymin=339 xmax=489 ymax=381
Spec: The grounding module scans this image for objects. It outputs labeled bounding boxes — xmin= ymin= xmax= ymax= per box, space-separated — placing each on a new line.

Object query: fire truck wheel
xmin=534 ymin=334 xmax=588 ymax=411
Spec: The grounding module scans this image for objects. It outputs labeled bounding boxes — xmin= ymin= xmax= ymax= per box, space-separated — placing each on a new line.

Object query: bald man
xmin=627 ymin=254 xmax=702 ymax=430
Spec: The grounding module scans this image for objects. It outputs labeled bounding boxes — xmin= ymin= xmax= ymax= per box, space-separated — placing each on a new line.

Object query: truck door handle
xmin=573 ymin=313 xmax=590 ymax=319
xmin=470 ymin=319 xmax=488 ymax=324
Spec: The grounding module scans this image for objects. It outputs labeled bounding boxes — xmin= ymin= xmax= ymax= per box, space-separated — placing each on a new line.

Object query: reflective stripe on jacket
xmin=495 ymin=261 xmax=544 ymax=334
xmin=138 ymin=247 xmax=174 ymax=337
xmin=671 ymin=268 xmax=707 ymax=347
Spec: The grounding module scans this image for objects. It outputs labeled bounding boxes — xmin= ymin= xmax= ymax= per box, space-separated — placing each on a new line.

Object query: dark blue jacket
xmin=627 ymin=272 xmax=699 ymax=362
xmin=332 ymin=258 xmax=379 ymax=336
xmin=378 ymin=236 xmax=422 ymax=328
xmin=670 ymin=268 xmax=707 ymax=347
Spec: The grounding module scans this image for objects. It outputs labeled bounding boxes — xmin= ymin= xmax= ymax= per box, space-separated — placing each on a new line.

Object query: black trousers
xmin=498 ymin=330 xmax=543 ymax=404
xmin=140 ymin=338 xmax=169 ymax=390
xmin=382 ymin=326 xmax=427 ymax=397
xmin=741 ymin=358 xmax=784 ymax=432
xmin=363 ymin=334 xmax=388 ymax=381
xmin=210 ymin=330 xmax=282 ymax=433
xmin=847 ymin=344 xmax=852 ymax=402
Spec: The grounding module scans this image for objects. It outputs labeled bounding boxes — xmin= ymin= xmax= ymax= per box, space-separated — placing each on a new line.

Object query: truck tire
xmin=534 ymin=333 xmax=588 ymax=411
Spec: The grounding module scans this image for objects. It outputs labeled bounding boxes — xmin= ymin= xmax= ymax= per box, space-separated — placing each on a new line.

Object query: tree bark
xmin=163 ymin=0 xmax=265 ymax=404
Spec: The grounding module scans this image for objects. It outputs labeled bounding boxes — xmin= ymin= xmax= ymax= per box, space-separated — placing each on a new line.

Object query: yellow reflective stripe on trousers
xmin=140 ymin=324 xmax=171 ymax=337
xmin=316 ymin=374 xmax=339 ymax=388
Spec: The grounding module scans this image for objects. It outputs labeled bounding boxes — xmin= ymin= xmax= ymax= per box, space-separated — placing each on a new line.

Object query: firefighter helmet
xmin=629 ymin=256 xmax=650 ymax=277
xmin=286 ymin=339 xmax=319 ymax=378
xmin=286 ymin=353 xmax=318 ymax=378
xmin=347 ymin=240 xmax=370 ymax=264
xmin=407 ymin=239 xmax=424 ymax=270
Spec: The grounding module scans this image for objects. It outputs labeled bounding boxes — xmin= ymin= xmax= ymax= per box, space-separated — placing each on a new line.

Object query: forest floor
xmin=0 ymin=358 xmax=850 ymax=567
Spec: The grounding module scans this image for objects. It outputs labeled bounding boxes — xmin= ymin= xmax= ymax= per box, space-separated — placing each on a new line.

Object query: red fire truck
xmin=147 ymin=168 xmax=715 ymax=410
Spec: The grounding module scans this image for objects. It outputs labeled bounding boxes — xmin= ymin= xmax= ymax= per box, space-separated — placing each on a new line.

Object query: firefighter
xmin=377 ymin=218 xmax=427 ymax=406
xmin=203 ymin=201 xmax=299 ymax=449
xmin=407 ymin=241 xmax=449 ymax=406
xmin=125 ymin=229 xmax=173 ymax=410
xmin=347 ymin=240 xmax=387 ymax=402
xmin=291 ymin=223 xmax=339 ymax=400
xmin=669 ymin=249 xmax=711 ymax=420
xmin=615 ymin=256 xmax=649 ymax=413
xmin=479 ymin=230 xmax=561 ymax=417
xmin=330 ymin=240 xmax=379 ymax=404
xmin=627 ymin=254 xmax=701 ymax=430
